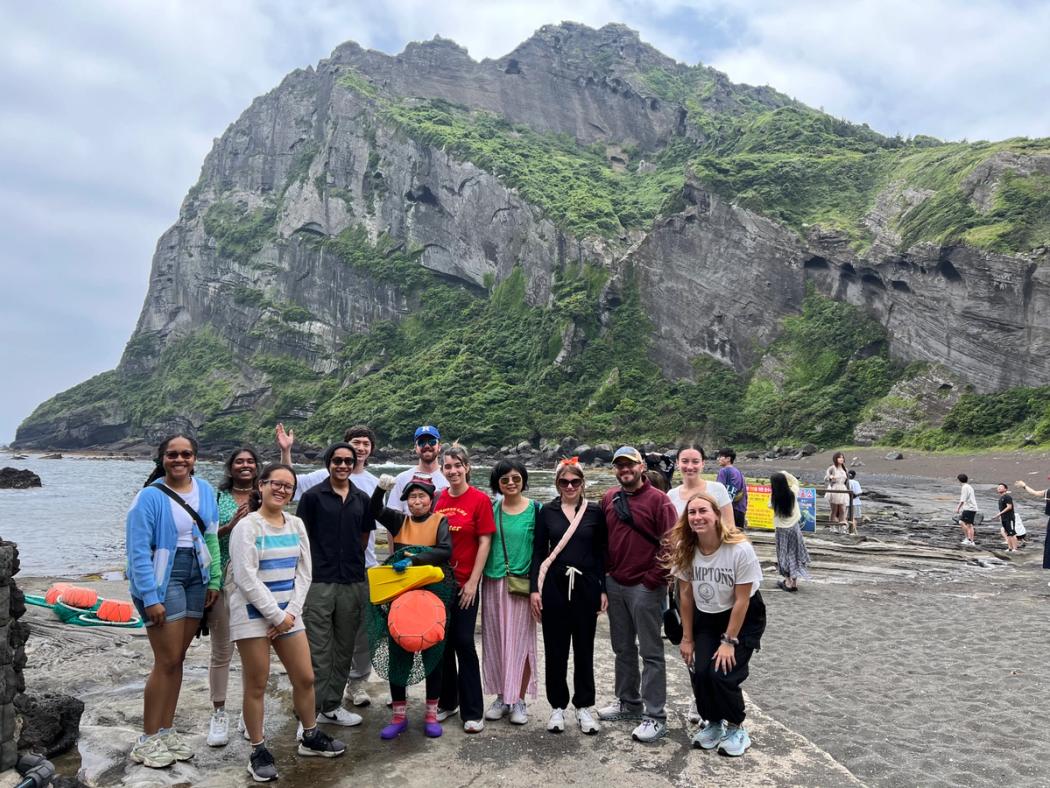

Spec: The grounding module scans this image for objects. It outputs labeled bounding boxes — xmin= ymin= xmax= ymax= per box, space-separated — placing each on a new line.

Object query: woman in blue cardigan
xmin=126 ymin=434 xmax=221 ymax=769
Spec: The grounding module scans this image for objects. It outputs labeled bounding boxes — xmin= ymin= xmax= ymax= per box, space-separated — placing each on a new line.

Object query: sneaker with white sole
xmin=298 ymin=727 xmax=347 ymax=758
xmin=717 ymin=724 xmax=751 ymax=757
xmin=207 ymin=709 xmax=229 ymax=747
xmin=318 ymin=707 xmax=363 ymax=727
xmin=547 ymin=708 xmax=565 ymax=732
xmin=509 ymin=701 xmax=528 ymax=725
xmin=575 ymin=707 xmax=600 ymax=735
xmin=247 ymin=743 xmax=278 ymax=782
xmin=597 ymin=699 xmax=642 ymax=721
xmin=631 ymin=717 xmax=667 ymax=743
xmin=158 ymin=729 xmax=194 ymax=761
xmin=687 ymin=700 xmax=702 ymax=725
xmin=485 ymin=696 xmax=509 ymax=720
xmin=345 ymin=681 xmax=371 ymax=707
xmin=436 ymin=706 xmax=458 ymax=722
xmin=463 ymin=719 xmax=485 ymax=733
xmin=130 ymin=734 xmax=175 ymax=768
xmin=692 ymin=719 xmax=726 ymax=749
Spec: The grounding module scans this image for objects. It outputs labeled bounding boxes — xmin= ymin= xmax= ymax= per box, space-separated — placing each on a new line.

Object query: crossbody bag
xmin=497 ymin=500 xmax=539 ymax=596
xmin=154 ymin=482 xmax=212 ymax=636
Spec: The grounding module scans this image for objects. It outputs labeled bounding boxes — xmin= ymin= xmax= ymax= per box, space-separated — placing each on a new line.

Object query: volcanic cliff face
xmin=16 ymin=22 xmax=1050 ymax=452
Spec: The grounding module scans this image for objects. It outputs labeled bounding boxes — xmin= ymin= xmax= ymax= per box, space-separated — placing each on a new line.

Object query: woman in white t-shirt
xmin=667 ymin=444 xmax=734 ymax=522
xmin=663 ymin=491 xmax=766 ymax=758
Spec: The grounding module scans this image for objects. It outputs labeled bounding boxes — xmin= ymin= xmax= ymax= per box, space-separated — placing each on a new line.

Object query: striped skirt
xmin=775 ymin=523 xmax=812 ymax=581
xmin=481 ymin=577 xmax=538 ymax=703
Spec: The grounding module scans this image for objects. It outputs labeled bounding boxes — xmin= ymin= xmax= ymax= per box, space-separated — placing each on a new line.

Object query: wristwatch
xmin=720 ymin=633 xmax=739 ymax=646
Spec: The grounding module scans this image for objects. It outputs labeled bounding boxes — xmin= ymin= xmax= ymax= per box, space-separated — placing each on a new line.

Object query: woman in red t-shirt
xmin=433 ymin=445 xmax=495 ymax=732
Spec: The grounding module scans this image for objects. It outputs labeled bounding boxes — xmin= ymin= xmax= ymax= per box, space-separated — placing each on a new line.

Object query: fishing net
xmin=368 ymin=545 xmax=454 ymax=686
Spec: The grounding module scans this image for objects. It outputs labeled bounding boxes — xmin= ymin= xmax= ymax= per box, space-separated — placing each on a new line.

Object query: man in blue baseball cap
xmin=389 ymin=426 xmax=447 ymax=513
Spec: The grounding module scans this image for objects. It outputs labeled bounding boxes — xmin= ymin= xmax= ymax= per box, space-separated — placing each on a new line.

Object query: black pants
xmin=391 ymin=665 xmax=442 ymax=702
xmin=690 ymin=592 xmax=766 ymax=726
xmin=438 ymin=594 xmax=483 ymax=721
xmin=541 ymin=567 xmax=601 ymax=709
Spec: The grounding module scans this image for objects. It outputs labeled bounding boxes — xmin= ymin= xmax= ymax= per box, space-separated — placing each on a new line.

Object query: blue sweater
xmin=126 ymin=479 xmax=222 ymax=607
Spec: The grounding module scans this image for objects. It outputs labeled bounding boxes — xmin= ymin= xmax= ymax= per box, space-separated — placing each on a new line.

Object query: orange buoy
xmin=45 ymin=583 xmax=75 ymax=605
xmin=387 ymin=590 xmax=446 ymax=653
xmin=61 ymin=586 xmax=99 ymax=609
xmin=96 ymin=599 xmax=133 ymax=624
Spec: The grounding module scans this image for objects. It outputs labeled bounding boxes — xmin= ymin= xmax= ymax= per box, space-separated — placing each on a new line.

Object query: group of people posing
xmin=124 ymin=424 xmax=811 ymax=781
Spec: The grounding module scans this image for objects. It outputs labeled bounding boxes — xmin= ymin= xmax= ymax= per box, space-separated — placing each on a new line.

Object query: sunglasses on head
xmin=329 ymin=456 xmax=355 ymax=466
xmin=557 ymin=478 xmax=583 ymax=489
xmin=164 ymin=450 xmax=195 ymax=460
xmin=416 ymin=438 xmax=438 ymax=447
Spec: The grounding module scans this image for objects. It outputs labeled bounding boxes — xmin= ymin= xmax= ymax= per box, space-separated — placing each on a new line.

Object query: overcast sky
xmin=2 ymin=0 xmax=1048 ymax=443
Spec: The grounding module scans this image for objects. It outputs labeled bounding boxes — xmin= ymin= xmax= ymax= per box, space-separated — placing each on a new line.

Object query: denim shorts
xmin=134 ymin=547 xmax=205 ymax=626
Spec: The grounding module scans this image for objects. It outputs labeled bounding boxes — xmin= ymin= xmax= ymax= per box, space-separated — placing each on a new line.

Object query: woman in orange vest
xmin=371 ymin=473 xmax=452 ymax=739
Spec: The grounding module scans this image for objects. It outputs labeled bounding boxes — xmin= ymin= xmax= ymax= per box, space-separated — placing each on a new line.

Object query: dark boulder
xmin=0 ymin=468 xmax=41 ymax=489
xmin=15 ymin=692 xmax=84 ymax=757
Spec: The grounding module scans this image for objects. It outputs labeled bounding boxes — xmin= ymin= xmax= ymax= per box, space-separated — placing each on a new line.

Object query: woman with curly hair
xmin=663 ymin=492 xmax=765 ymax=758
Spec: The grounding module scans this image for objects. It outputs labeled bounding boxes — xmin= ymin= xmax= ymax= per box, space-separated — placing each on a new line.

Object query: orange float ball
xmin=387 ymin=590 xmax=446 ymax=653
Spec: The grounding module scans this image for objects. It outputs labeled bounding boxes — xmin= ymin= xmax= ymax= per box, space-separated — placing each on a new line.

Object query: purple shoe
xmin=424 ymin=720 xmax=443 ymax=738
xmin=380 ymin=719 xmax=408 ymax=740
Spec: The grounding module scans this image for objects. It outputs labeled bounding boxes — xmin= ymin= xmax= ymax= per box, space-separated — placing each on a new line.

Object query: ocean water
xmin=0 ymin=452 xmax=598 ymax=577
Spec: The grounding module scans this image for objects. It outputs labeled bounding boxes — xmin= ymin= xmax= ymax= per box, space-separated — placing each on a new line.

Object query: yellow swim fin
xmin=368 ymin=564 xmax=445 ymax=604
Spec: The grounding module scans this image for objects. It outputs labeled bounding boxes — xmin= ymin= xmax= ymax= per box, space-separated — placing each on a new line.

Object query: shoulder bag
xmin=154 ymin=483 xmax=212 ymax=636
xmin=497 ymin=500 xmax=537 ymax=596
xmin=614 ymin=491 xmax=681 ymax=641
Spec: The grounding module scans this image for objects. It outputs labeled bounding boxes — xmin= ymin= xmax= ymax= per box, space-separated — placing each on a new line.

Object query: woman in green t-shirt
xmin=481 ymin=458 xmax=539 ymax=726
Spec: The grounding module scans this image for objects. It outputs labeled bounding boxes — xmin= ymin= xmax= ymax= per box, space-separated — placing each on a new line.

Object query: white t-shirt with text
xmin=674 ymin=540 xmax=763 ymax=614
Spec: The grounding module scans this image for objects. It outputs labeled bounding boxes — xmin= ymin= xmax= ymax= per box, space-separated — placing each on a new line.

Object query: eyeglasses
xmin=263 ymin=480 xmax=294 ymax=493
xmin=557 ymin=478 xmax=583 ymax=489
xmin=499 ymin=475 xmax=523 ymax=485
xmin=329 ymin=456 xmax=355 ymax=466
xmin=164 ymin=450 xmax=195 ymax=460
xmin=416 ymin=438 xmax=438 ymax=448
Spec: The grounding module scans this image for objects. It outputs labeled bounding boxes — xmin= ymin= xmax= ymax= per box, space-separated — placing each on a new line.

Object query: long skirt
xmin=481 ymin=577 xmax=537 ymax=704
xmin=775 ymin=523 xmax=812 ymax=580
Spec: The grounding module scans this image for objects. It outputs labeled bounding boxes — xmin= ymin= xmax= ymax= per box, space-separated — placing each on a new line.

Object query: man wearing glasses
xmin=296 ymin=442 xmax=376 ymax=732
xmin=389 ymin=426 xmax=448 ymax=513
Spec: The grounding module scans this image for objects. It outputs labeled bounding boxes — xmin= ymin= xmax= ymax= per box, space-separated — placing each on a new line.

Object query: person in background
xmin=824 ymin=452 xmax=850 ymax=534
xmin=644 ymin=470 xmax=670 ymax=492
xmin=716 ymin=448 xmax=748 ymax=530
xmin=664 ymin=492 xmax=765 ymax=758
xmin=126 ymin=435 xmax=220 ymax=769
xmin=669 ymin=444 xmax=733 ymax=525
xmin=390 ymin=426 xmax=448 ymax=512
xmin=482 ymin=459 xmax=539 ymax=726
xmin=433 ymin=445 xmax=495 ymax=732
xmin=847 ymin=470 xmax=862 ymax=534
xmin=1015 ymin=476 xmax=1050 ymax=578
xmin=955 ymin=473 xmax=979 ymax=547
xmin=208 ymin=446 xmax=261 ymax=747
xmin=276 ymin=423 xmax=381 ymax=708
xmin=229 ymin=463 xmax=345 ymax=782
xmin=995 ymin=482 xmax=1019 ymax=553
xmin=770 ymin=471 xmax=811 ymax=593
xmin=530 ymin=460 xmax=607 ymax=735
xmin=598 ymin=446 xmax=678 ymax=744
xmin=296 ymin=443 xmax=375 ymax=731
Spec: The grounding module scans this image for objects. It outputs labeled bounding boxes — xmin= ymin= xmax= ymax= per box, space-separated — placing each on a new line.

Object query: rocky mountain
xmin=16 ymin=23 xmax=1050 ymax=454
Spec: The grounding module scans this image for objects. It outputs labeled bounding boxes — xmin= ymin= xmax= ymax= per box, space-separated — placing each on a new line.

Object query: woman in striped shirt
xmin=228 ymin=463 xmax=345 ymax=782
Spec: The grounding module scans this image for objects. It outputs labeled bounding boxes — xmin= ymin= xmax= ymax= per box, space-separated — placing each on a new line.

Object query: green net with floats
xmin=368 ymin=545 xmax=454 ymax=686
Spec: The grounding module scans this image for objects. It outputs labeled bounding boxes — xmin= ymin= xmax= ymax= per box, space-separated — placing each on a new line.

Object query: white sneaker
xmin=318 ymin=707 xmax=363 ymax=727
xmin=631 ymin=717 xmax=668 ymax=743
xmin=436 ymin=706 xmax=458 ymax=722
xmin=687 ymin=700 xmax=702 ymax=725
xmin=344 ymin=681 xmax=371 ymax=707
xmin=295 ymin=721 xmax=303 ymax=742
xmin=547 ymin=708 xmax=565 ymax=733
xmin=463 ymin=719 xmax=485 ymax=733
xmin=509 ymin=701 xmax=528 ymax=725
xmin=484 ymin=697 xmax=509 ymax=720
xmin=207 ymin=708 xmax=229 ymax=747
xmin=237 ymin=714 xmax=251 ymax=741
xmin=575 ymin=707 xmax=600 ymax=735
xmin=597 ymin=699 xmax=642 ymax=721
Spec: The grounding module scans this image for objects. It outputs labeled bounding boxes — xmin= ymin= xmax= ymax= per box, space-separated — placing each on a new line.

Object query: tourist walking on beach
xmin=995 ymin=483 xmax=1019 ymax=552
xmin=598 ymin=446 xmax=678 ymax=743
xmin=208 ymin=446 xmax=261 ymax=747
xmin=433 ymin=445 xmax=495 ymax=732
xmin=770 ymin=471 xmax=811 ymax=592
xmin=716 ymin=448 xmax=748 ymax=529
xmin=391 ymin=425 xmax=448 ymax=512
xmin=824 ymin=452 xmax=850 ymax=533
xmin=669 ymin=444 xmax=733 ymax=523
xmin=229 ymin=463 xmax=344 ymax=781
xmin=370 ymin=473 xmax=452 ymax=739
xmin=482 ymin=459 xmax=539 ymax=725
xmin=847 ymin=470 xmax=863 ymax=534
xmin=665 ymin=491 xmax=765 ymax=757
xmin=277 ymin=423 xmax=381 ymax=708
xmin=956 ymin=473 xmax=979 ymax=546
xmin=296 ymin=443 xmax=375 ymax=730
xmin=530 ymin=460 xmax=607 ymax=735
xmin=125 ymin=435 xmax=221 ymax=768
xmin=1015 ymin=477 xmax=1050 ymax=575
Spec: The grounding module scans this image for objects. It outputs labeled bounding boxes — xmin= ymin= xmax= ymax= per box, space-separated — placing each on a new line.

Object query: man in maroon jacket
xmin=597 ymin=446 xmax=678 ymax=743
